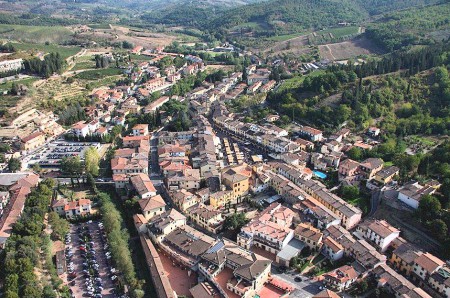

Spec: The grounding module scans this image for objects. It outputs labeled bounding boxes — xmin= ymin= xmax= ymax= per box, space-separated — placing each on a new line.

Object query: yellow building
xmin=171 ymin=189 xmax=199 ymax=211
xmin=390 ymin=242 xmax=422 ymax=277
xmin=20 ymin=132 xmax=45 ymax=151
xmin=374 ymin=166 xmax=400 ymax=185
xmin=209 ymin=190 xmax=234 ymax=209
xmin=221 ymin=164 xmax=252 ymax=200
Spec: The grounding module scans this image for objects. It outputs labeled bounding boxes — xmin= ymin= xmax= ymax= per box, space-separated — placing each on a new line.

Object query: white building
xmin=355 ymin=219 xmax=400 ymax=252
xmin=72 ymin=122 xmax=90 ymax=138
xmin=0 ymin=59 xmax=23 ymax=73
xmin=397 ymin=182 xmax=436 ymax=209
xmin=322 ymin=237 xmax=344 ymax=261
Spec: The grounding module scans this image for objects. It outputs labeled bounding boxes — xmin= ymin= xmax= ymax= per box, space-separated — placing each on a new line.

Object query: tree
xmin=122 ymin=41 xmax=134 ymax=49
xmin=429 ymin=219 xmax=448 ymax=241
xmin=357 ymin=280 xmax=369 ymax=293
xmin=84 ymin=147 xmax=100 ymax=176
xmin=224 ymin=213 xmax=249 ymax=231
xmin=60 ymin=156 xmax=83 ymax=186
xmin=8 ymin=158 xmax=21 ymax=173
xmin=346 ymin=147 xmax=363 ymax=161
xmin=32 ymin=163 xmax=42 ymax=173
xmin=341 ymin=185 xmax=360 ymax=201
xmin=0 ymin=143 xmax=10 ymax=152
xmin=48 ymin=212 xmax=69 ymax=241
xmin=417 ymin=195 xmax=441 ymax=222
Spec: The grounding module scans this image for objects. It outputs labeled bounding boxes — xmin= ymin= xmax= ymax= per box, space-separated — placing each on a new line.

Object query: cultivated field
xmin=0 ymin=24 xmax=73 ymax=44
xmin=10 ymin=42 xmax=81 ymax=60
xmin=319 ymin=37 xmax=383 ymax=61
xmin=262 ymin=33 xmax=312 ymax=57
xmin=78 ymin=25 xmax=181 ymax=49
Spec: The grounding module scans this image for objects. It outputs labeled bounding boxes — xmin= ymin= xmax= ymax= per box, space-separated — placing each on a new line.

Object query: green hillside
xmin=365 ymin=2 xmax=450 ymax=51
xmin=205 ymin=0 xmax=445 ymax=36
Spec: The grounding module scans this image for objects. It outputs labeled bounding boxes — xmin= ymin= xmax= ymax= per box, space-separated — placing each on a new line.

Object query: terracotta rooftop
xmin=294 ymin=223 xmax=323 ymax=243
xmin=138 ymin=194 xmax=166 ymax=212
xmin=130 ymin=173 xmax=156 ymax=196
xmin=313 ymin=289 xmax=340 ymax=298
xmin=323 ymin=236 xmax=344 ymax=253
xmin=21 ymin=131 xmax=44 ymax=143
xmin=361 ymin=219 xmax=400 ymax=238
xmin=414 ymin=252 xmax=445 ymax=273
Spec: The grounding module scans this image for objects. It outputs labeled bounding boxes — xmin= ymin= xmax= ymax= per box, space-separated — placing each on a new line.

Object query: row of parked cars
xmin=53 ymin=146 xmax=84 ymax=153
xmin=78 ymin=225 xmax=104 ymax=298
xmin=47 ymin=153 xmax=79 ymax=160
xmin=55 ymin=143 xmax=94 ymax=147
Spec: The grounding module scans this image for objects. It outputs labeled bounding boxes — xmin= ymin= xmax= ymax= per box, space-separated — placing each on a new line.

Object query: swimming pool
xmin=313 ymin=170 xmax=327 ymax=179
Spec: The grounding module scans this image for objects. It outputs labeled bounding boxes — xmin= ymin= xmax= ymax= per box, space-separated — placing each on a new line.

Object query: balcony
xmin=253 ymin=235 xmax=281 ymax=251
xmin=227 ymin=278 xmax=251 ymax=296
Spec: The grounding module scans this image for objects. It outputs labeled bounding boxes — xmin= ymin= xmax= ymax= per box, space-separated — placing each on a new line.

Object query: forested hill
xmin=205 ymin=0 xmax=445 ymax=34
xmin=267 ymin=42 xmax=450 ymax=137
xmin=137 ymin=0 xmax=269 ymax=27
xmin=208 ymin=0 xmax=366 ymax=34
xmin=354 ymin=0 xmax=444 ymax=15
xmin=365 ymin=2 xmax=450 ymax=51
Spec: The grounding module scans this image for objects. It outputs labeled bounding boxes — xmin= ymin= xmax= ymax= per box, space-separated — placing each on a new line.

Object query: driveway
xmin=270 ymin=267 xmax=322 ymax=298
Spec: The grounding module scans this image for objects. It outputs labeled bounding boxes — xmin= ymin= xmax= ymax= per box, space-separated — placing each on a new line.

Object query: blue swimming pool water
xmin=313 ymin=170 xmax=327 ymax=179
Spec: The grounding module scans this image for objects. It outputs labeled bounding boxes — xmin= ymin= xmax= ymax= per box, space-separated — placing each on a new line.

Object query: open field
xmin=87 ymin=23 xmax=112 ymax=30
xmin=73 ymin=68 xmax=124 ymax=80
xmin=71 ymin=61 xmax=96 ymax=71
xmin=78 ymin=25 xmax=179 ymax=49
xmin=0 ymin=77 xmax=38 ymax=91
xmin=277 ymin=71 xmax=325 ymax=92
xmin=10 ymin=42 xmax=81 ymax=60
xmin=231 ymin=21 xmax=270 ymax=32
xmin=71 ymin=55 xmax=96 ymax=71
xmin=267 ymin=32 xmax=307 ymax=42
xmin=262 ymin=33 xmax=311 ymax=56
xmin=129 ymin=54 xmax=154 ymax=61
xmin=319 ymin=37 xmax=383 ymax=61
xmin=0 ymin=24 xmax=73 ymax=44
xmin=311 ymin=26 xmax=360 ymax=41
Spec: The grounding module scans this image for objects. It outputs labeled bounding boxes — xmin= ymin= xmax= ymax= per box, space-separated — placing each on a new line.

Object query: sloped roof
xmin=139 ymin=194 xmax=166 ymax=212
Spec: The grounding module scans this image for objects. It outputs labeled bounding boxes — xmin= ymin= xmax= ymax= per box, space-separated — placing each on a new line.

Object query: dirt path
xmin=66 ymin=49 xmax=88 ymax=72
xmin=320 ymin=45 xmax=336 ymax=61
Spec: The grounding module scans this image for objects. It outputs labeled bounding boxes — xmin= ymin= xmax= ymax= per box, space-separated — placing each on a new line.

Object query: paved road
xmin=368 ymin=190 xmax=381 ymax=217
xmin=270 ymin=267 xmax=322 ymax=298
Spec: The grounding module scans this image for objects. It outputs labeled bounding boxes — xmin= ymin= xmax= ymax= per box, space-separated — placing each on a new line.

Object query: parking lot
xmin=65 ymin=221 xmax=118 ymax=298
xmin=27 ymin=141 xmax=101 ymax=167
xmin=215 ymin=131 xmax=269 ymax=166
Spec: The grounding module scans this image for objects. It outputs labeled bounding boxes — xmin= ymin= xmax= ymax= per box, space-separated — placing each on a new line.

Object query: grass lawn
xmin=278 ymin=70 xmax=325 ymax=92
xmin=86 ymin=75 xmax=123 ymax=89
xmin=72 ymin=61 xmax=96 ymax=71
xmin=11 ymin=42 xmax=81 ymax=60
xmin=74 ymin=68 xmax=123 ymax=80
xmin=0 ymin=77 xmax=38 ymax=91
xmin=129 ymin=54 xmax=154 ymax=61
xmin=267 ymin=32 xmax=307 ymax=42
xmin=88 ymin=23 xmax=111 ymax=29
xmin=0 ymin=24 xmax=73 ymax=44
xmin=409 ymin=135 xmax=436 ymax=147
